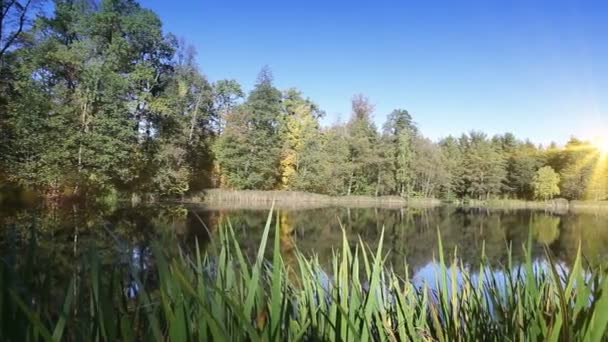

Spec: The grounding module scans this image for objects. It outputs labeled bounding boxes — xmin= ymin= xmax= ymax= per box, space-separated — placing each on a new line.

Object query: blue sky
xmin=140 ymin=0 xmax=608 ymax=145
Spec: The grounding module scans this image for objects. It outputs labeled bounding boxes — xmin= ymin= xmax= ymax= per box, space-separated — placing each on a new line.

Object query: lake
xmin=2 ymin=202 xmax=608 ymax=290
xmin=0 ymin=205 xmax=608 ymax=277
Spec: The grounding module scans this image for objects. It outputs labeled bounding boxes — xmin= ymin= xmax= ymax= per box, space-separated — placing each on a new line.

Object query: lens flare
xmin=563 ymin=138 xmax=608 ymax=200
xmin=593 ymin=137 xmax=608 ymax=156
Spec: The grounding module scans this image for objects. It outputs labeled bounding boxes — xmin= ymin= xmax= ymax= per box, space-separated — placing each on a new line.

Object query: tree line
xmin=1 ymin=0 xmax=606 ymax=202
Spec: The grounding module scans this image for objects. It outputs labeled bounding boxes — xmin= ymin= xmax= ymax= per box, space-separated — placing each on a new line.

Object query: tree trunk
xmin=424 ymin=175 xmax=432 ymax=198
xmin=188 ymin=92 xmax=203 ymax=143
xmin=0 ymin=0 xmax=4 ymax=64
xmin=375 ymin=170 xmax=380 ymax=197
xmin=78 ymin=94 xmax=90 ymax=173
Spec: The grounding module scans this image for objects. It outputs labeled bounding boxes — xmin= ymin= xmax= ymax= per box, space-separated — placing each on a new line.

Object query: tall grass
xmin=2 ymin=208 xmax=608 ymax=341
xmin=188 ymin=189 xmax=441 ymax=209
xmin=464 ymin=198 xmax=571 ymax=212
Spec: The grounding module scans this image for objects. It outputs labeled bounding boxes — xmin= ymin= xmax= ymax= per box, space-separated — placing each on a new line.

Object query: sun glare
xmin=594 ymin=137 xmax=608 ymax=156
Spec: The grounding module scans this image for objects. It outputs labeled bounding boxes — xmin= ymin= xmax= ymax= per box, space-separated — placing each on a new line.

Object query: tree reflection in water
xmin=1 ymin=203 xmax=608 ymax=302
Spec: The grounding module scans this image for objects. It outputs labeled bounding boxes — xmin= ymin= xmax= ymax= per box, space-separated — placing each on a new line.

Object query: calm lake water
xmin=1 ymin=203 xmax=608 ymax=290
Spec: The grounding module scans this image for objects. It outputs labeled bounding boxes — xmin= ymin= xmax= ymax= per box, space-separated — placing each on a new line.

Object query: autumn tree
xmin=279 ymin=88 xmax=323 ymax=190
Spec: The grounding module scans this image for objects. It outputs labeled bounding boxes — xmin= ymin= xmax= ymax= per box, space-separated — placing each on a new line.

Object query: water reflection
xmin=188 ymin=206 xmax=608 ymax=274
xmin=1 ymin=203 xmax=608 ymax=299
xmin=412 ymin=259 xmax=570 ymax=291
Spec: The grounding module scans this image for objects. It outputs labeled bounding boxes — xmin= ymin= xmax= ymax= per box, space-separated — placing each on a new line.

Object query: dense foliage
xmin=2 ymin=0 xmax=607 ymax=201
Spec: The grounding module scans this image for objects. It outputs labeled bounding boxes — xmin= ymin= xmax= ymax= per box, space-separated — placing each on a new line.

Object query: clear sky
xmin=140 ymin=0 xmax=608 ymax=145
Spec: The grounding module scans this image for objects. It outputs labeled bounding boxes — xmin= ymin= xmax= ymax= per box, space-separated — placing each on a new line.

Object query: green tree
xmin=439 ymin=136 xmax=464 ymax=200
xmin=345 ymin=94 xmax=381 ymax=195
xmin=460 ymin=132 xmax=507 ymax=199
xmin=2 ymin=0 xmax=602 ymax=204
xmin=410 ymin=136 xmax=449 ymax=198
xmin=4 ymin=0 xmax=149 ymax=194
xmin=213 ymin=79 xmax=244 ymax=134
xmin=215 ymin=67 xmax=283 ymax=189
xmin=0 ymin=0 xmax=39 ymax=63
xmin=1 ymin=0 xmax=213 ymax=200
xmin=559 ymin=139 xmax=596 ymax=200
xmin=153 ymin=41 xmax=215 ymax=196
xmin=313 ymin=125 xmax=351 ymax=195
xmin=505 ymin=142 xmax=543 ymax=199
xmin=532 ymin=166 xmax=560 ymax=200
xmin=382 ymin=109 xmax=416 ymax=197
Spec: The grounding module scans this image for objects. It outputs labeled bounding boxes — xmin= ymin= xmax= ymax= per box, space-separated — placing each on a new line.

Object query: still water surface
xmin=1 ymin=203 xmax=607 ymax=290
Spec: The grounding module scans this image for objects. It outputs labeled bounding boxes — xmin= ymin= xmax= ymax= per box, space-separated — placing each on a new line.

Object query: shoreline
xmin=179 ymin=189 xmax=440 ymax=210
xmin=176 ymin=189 xmax=608 ymax=212
xmin=461 ymin=199 xmax=608 ymax=213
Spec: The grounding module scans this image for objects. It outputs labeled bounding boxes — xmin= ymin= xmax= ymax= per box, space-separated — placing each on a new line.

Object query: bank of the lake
xmin=181 ymin=189 xmax=608 ymax=212
xmin=463 ymin=198 xmax=570 ymax=212
xmin=182 ymin=189 xmax=441 ymax=209
xmin=464 ymin=198 xmax=608 ymax=213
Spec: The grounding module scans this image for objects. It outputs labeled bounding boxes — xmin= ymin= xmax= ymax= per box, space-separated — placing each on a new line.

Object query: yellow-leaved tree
xmin=279 ymin=89 xmax=323 ymax=189
xmin=533 ymin=166 xmax=561 ymax=201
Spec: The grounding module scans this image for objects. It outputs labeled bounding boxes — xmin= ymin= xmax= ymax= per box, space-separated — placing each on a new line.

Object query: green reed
xmin=2 ymin=207 xmax=608 ymax=341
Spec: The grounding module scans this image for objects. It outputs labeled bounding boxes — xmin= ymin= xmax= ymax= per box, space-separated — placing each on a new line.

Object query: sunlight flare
xmin=593 ymin=137 xmax=608 ymax=156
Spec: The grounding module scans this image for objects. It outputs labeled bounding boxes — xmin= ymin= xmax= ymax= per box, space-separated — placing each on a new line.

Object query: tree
xmin=154 ymin=41 xmax=215 ymax=195
xmin=383 ymin=109 xmax=416 ymax=197
xmin=1 ymin=0 xmax=216 ymax=200
xmin=505 ymin=142 xmax=543 ymax=199
xmin=460 ymin=132 xmax=507 ymax=199
xmin=0 ymin=0 xmax=38 ymax=63
xmin=410 ymin=136 xmax=448 ymax=198
xmin=533 ymin=166 xmax=560 ymax=200
xmin=2 ymin=0 xmax=604 ymax=204
xmin=213 ymin=105 xmax=250 ymax=188
xmin=3 ymin=0 xmax=146 ymax=194
xmin=439 ymin=136 xmax=464 ymax=200
xmin=491 ymin=132 xmax=518 ymax=154
xmin=313 ymin=124 xmax=351 ymax=195
xmin=558 ymin=139 xmax=596 ymax=200
xmin=0 ymin=0 xmax=49 ymax=186
xmin=214 ymin=67 xmax=283 ymax=190
xmin=213 ymin=79 xmax=244 ymax=134
xmin=345 ymin=94 xmax=381 ymax=195
xmin=279 ymin=88 xmax=323 ymax=190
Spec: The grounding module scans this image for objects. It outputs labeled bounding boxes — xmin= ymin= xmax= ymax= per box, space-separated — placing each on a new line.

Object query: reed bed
xmin=186 ymin=189 xmax=441 ymax=209
xmin=2 ymin=208 xmax=608 ymax=341
xmin=464 ymin=198 xmax=571 ymax=212
xmin=570 ymin=200 xmax=608 ymax=214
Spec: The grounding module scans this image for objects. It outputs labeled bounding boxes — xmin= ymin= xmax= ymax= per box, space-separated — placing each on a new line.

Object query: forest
xmin=1 ymin=0 xmax=607 ymax=203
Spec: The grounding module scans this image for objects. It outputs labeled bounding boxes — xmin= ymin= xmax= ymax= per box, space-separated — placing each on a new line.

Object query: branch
xmin=2 ymin=1 xmax=19 ymax=20
xmin=0 ymin=0 xmax=33 ymax=59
